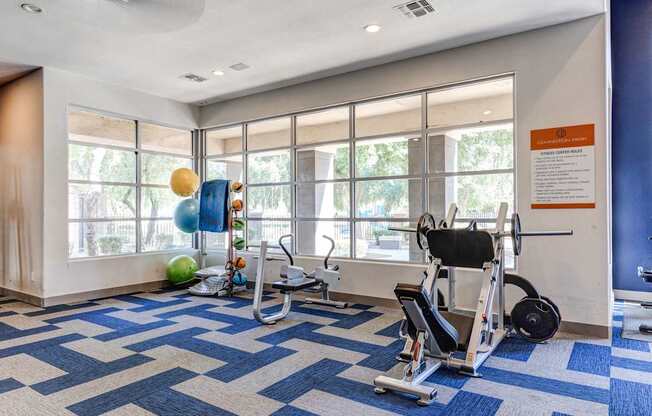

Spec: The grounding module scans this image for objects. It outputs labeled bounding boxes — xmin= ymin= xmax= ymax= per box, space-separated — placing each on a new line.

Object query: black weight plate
xmin=540 ymin=295 xmax=562 ymax=322
xmin=416 ymin=213 xmax=436 ymax=250
xmin=511 ymin=297 xmax=560 ymax=342
xmin=511 ymin=213 xmax=522 ymax=256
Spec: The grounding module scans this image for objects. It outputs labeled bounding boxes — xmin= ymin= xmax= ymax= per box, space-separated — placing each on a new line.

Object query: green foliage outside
xmin=69 ymin=144 xmax=184 ymax=256
xmin=239 ymin=128 xmax=513 ymax=220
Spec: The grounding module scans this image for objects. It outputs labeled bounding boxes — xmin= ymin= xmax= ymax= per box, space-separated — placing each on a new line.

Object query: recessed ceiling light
xmin=364 ymin=24 xmax=382 ymax=33
xmin=212 ymin=70 xmax=225 ymax=76
xmin=20 ymin=3 xmax=42 ymax=13
xmin=483 ymin=110 xmax=493 ymax=116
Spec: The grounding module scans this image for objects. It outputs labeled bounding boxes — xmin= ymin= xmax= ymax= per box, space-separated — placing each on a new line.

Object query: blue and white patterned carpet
xmin=0 ymin=289 xmax=649 ymax=415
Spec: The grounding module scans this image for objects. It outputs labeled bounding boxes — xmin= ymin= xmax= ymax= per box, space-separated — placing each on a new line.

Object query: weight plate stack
xmin=510 ymin=297 xmax=560 ymax=342
xmin=416 ymin=213 xmax=436 ymax=250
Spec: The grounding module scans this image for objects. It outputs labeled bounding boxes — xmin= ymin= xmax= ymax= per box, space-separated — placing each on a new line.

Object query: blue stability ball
xmin=232 ymin=271 xmax=248 ymax=286
xmin=174 ymin=198 xmax=199 ymax=233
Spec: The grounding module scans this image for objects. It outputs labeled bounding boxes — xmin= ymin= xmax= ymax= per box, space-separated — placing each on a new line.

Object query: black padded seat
xmin=426 ymin=229 xmax=495 ymax=269
xmin=395 ymin=283 xmax=459 ymax=354
xmin=272 ymin=278 xmax=320 ymax=293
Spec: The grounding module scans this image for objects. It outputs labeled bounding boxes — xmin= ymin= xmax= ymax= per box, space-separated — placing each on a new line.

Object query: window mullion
xmin=135 ymin=120 xmax=142 ymax=253
xmin=290 ymin=116 xmax=297 ymax=255
xmin=349 ymin=103 xmax=356 ymax=259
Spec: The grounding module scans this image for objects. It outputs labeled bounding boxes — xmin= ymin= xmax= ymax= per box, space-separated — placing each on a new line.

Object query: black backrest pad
xmin=395 ymin=283 xmax=459 ymax=353
xmin=426 ymin=229 xmax=495 ymax=269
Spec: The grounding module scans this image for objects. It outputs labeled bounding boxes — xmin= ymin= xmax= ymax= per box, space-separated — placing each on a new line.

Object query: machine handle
xmin=278 ymin=234 xmax=294 ymax=265
xmin=322 ymin=235 xmax=336 ymax=270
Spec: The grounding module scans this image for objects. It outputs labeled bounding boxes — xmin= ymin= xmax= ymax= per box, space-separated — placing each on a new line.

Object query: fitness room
xmin=0 ymin=0 xmax=650 ymax=415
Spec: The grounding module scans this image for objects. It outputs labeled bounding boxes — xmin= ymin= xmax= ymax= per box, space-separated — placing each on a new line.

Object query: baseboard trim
xmin=614 ymin=289 xmax=652 ymax=303
xmin=43 ymin=281 xmax=170 ymax=306
xmin=1 ymin=281 xmax=170 ymax=307
xmin=559 ymin=320 xmax=610 ymax=338
xmin=0 ymin=287 xmax=45 ymax=307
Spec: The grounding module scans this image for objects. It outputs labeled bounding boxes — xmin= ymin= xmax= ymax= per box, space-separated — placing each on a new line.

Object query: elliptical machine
xmin=253 ymin=234 xmax=346 ymax=325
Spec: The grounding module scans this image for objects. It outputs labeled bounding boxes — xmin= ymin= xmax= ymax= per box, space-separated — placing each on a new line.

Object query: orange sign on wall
xmin=530 ymin=124 xmax=596 ymax=209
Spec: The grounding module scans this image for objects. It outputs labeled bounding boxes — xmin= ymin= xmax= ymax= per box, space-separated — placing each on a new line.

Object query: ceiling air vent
xmin=394 ymin=0 xmax=435 ymax=18
xmin=229 ymin=62 xmax=250 ymax=71
xmin=180 ymin=73 xmax=208 ymax=83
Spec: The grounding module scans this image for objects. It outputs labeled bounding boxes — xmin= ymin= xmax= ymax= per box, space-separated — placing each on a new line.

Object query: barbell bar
xmin=389 ymin=212 xmax=573 ymax=256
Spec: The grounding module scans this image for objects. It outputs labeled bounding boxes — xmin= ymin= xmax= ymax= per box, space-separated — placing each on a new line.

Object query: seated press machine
xmin=374 ymin=203 xmax=573 ymax=405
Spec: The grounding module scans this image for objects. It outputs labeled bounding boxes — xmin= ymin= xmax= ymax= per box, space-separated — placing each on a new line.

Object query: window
xmin=67 ymin=110 xmax=194 ymax=258
xmin=203 ymin=126 xmax=244 ymax=250
xmin=201 ymin=76 xmax=515 ymax=266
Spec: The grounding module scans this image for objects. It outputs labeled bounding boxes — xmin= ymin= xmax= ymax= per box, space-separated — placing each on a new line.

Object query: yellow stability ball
xmin=170 ymin=168 xmax=199 ymax=197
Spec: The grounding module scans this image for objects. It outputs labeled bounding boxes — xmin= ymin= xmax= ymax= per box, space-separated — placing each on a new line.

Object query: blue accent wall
xmin=612 ymin=0 xmax=652 ymax=291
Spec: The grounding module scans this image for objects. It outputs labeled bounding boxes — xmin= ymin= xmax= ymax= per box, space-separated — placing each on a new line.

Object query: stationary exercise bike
xmin=374 ymin=202 xmax=572 ymax=406
xmin=253 ymin=234 xmax=346 ymax=325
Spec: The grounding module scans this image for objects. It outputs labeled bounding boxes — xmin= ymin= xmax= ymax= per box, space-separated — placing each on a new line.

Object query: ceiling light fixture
xmin=364 ymin=24 xmax=382 ymax=33
xmin=212 ymin=70 xmax=225 ymax=76
xmin=20 ymin=3 xmax=42 ymax=13
xmin=483 ymin=110 xmax=493 ymax=116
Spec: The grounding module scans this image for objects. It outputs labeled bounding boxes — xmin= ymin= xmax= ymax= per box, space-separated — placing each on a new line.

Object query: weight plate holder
xmin=416 ymin=213 xmax=436 ymax=250
xmin=510 ymin=297 xmax=561 ymax=342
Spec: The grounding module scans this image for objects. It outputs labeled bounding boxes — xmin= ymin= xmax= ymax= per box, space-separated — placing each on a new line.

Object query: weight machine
xmin=374 ymin=203 xmax=573 ymax=405
xmin=253 ymin=234 xmax=346 ymax=325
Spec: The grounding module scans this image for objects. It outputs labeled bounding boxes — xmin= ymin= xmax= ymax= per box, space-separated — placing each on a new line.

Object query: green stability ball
xmin=166 ymin=255 xmax=198 ymax=285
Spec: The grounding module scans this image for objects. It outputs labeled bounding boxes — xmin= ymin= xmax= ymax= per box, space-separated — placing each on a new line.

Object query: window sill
xmin=204 ymin=248 xmax=516 ymax=272
xmin=67 ymin=248 xmax=198 ymax=263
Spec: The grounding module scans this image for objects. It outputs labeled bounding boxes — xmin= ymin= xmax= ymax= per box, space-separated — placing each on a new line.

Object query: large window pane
xmin=69 ymin=144 xmax=136 ymax=183
xmin=355 ymin=95 xmax=421 ymax=137
xmin=141 ymin=153 xmax=192 ymax=185
xmin=297 ymin=107 xmax=349 ymax=144
xmin=247 ymin=220 xmax=291 ymax=252
xmin=354 ymin=221 xmax=421 ymax=262
xmin=140 ymin=123 xmax=192 ymax=155
xmin=355 ymin=135 xmax=423 ymax=177
xmin=206 ymin=125 xmax=242 ymax=156
xmin=427 ymin=77 xmax=513 ymax=129
xmin=297 ymin=143 xmax=349 ymax=181
xmin=247 ymin=185 xmax=291 ymax=218
xmin=247 ymin=150 xmax=290 ymax=184
xmin=69 ymin=184 xmax=136 ymax=220
xmin=141 ymin=187 xmax=182 ymax=219
xmin=355 ymin=178 xmax=422 ymax=218
xmin=206 ymin=232 xmax=229 ymax=251
xmin=428 ymin=173 xmax=514 ymax=220
xmin=206 ymin=155 xmax=243 ymax=182
xmin=68 ymin=110 xmax=135 ymax=148
xmin=297 ymin=221 xmax=350 ymax=257
xmin=68 ymin=221 xmax=136 ymax=258
xmin=297 ymin=183 xmax=349 ymax=218
xmin=247 ymin=117 xmax=291 ymax=150
xmin=428 ymin=124 xmax=513 ymax=173
xmin=141 ymin=219 xmax=192 ymax=251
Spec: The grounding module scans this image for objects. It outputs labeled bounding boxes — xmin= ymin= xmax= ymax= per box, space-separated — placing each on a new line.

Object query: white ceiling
xmin=0 ymin=0 xmax=604 ymax=105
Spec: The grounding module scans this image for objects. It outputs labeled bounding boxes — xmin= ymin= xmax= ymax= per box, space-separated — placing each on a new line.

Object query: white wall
xmin=0 ymin=70 xmax=44 ymax=298
xmin=200 ymin=16 xmax=610 ymax=328
xmin=42 ymin=68 xmax=199 ymax=298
